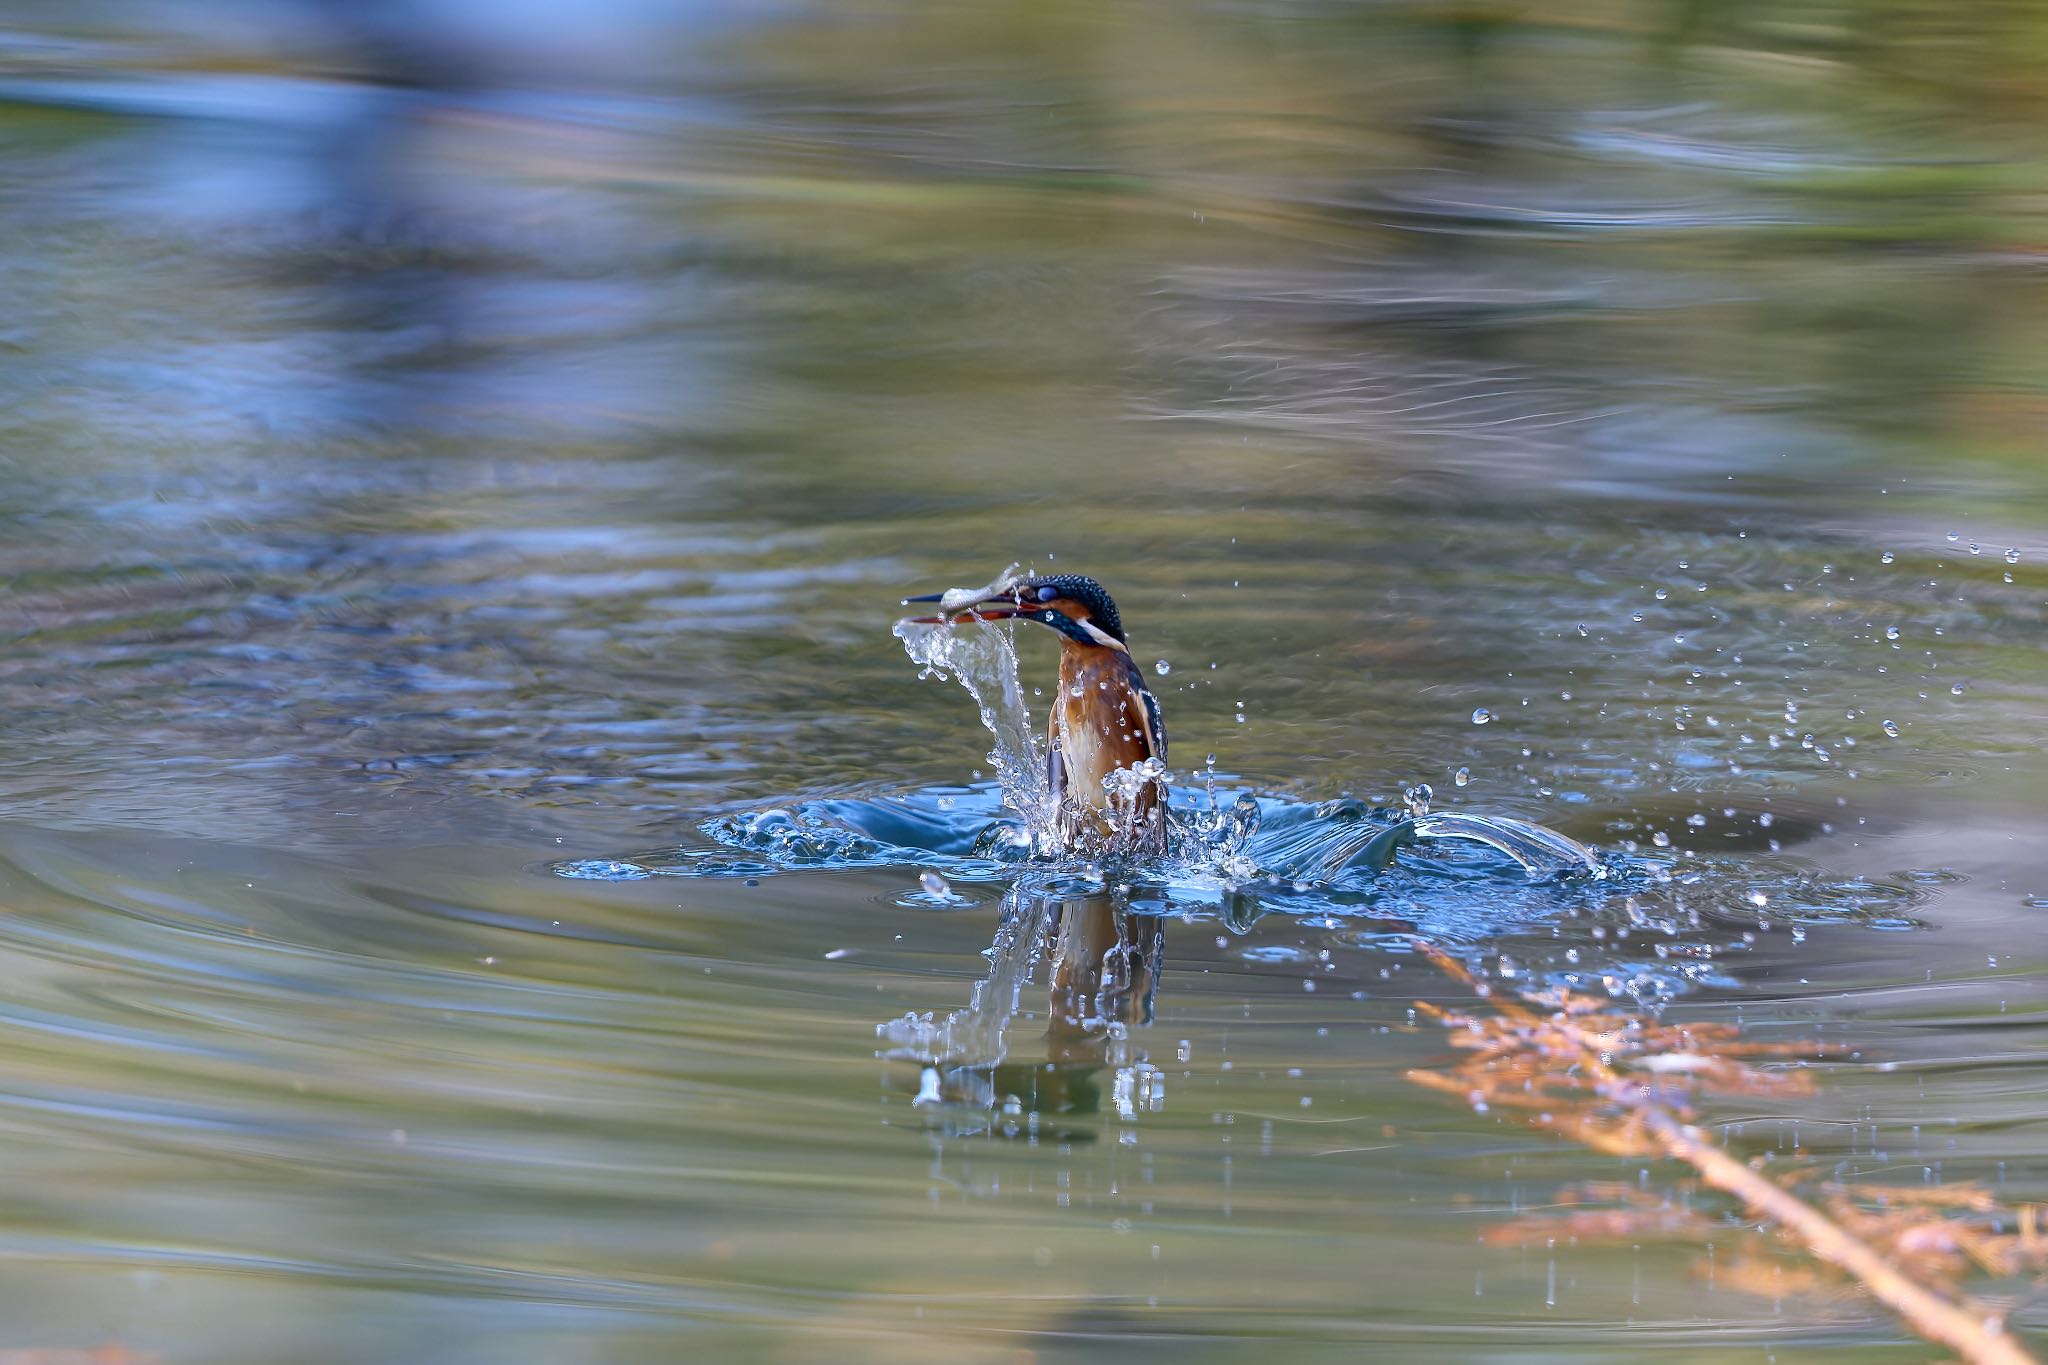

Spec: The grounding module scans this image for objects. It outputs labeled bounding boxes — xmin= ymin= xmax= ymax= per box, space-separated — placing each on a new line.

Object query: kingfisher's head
xmin=903 ymin=573 xmax=1128 ymax=650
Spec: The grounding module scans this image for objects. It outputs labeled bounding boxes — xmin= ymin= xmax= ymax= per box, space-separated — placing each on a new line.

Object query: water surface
xmin=1 ymin=2 xmax=2047 ymax=1360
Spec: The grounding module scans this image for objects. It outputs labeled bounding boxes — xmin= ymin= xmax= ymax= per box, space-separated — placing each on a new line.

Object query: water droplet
xmin=1882 ymin=720 xmax=1900 ymax=738
xmin=1154 ymin=659 xmax=1172 ymax=676
xmin=920 ymin=871 xmax=951 ymax=898
xmin=1884 ymin=625 xmax=1899 ymax=640
xmin=1403 ymin=783 xmax=1433 ymax=818
xmin=1471 ymin=707 xmax=1492 ymax=725
xmin=1454 ymin=766 xmax=1471 ymax=788
xmin=1881 ymin=551 xmax=1895 ymax=564
xmin=1651 ymin=831 xmax=1671 ymax=848
xmin=2004 ymin=547 xmax=2021 ymax=565
xmin=1576 ymin=623 xmax=1588 ymax=636
xmin=1951 ymin=682 xmax=1966 ymax=696
xmin=1947 ymin=531 xmax=1960 ymax=543
xmin=1654 ymin=588 xmax=1668 ymax=601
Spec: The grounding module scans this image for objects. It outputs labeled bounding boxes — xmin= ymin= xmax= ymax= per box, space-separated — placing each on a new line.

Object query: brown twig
xmin=1647 ymin=1110 xmax=2034 ymax=1365
xmin=1406 ymin=942 xmax=2041 ymax=1365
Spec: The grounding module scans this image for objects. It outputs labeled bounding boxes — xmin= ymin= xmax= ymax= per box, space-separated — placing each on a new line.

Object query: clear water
xmin=1 ymin=2 xmax=2047 ymax=1361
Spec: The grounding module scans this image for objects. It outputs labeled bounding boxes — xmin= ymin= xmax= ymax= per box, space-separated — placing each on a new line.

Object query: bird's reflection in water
xmin=1047 ymin=891 xmax=1162 ymax=1062
xmin=884 ymin=880 xmax=1163 ymax=1141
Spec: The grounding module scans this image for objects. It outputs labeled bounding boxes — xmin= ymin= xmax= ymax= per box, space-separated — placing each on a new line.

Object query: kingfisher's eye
xmin=1036 ymin=586 xmax=1058 ymax=602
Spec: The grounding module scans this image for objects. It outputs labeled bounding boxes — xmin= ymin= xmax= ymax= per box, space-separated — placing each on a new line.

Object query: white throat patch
xmin=1078 ymin=619 xmax=1128 ymax=651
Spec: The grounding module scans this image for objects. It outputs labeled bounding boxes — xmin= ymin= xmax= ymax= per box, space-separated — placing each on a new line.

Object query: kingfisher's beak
xmin=900 ymin=588 xmax=1029 ymax=625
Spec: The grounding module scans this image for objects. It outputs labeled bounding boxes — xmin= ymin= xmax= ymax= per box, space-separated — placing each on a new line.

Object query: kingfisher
xmin=904 ymin=574 xmax=1168 ymax=853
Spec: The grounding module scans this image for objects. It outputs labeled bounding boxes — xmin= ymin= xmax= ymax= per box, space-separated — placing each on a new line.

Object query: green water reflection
xmin=0 ymin=0 xmax=2045 ymax=1360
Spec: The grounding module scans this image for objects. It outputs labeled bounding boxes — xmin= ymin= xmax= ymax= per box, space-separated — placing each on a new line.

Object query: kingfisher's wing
xmin=1118 ymin=659 xmax=1170 ymax=852
xmin=1112 ymin=655 xmax=1167 ymax=767
xmin=1136 ymin=678 xmax=1167 ymax=766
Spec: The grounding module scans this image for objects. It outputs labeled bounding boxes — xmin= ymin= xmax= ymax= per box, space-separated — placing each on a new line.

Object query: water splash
xmin=892 ymin=611 xmax=1057 ymax=845
xmin=558 ymin=584 xmax=1611 ymax=893
xmin=547 ymin=774 xmax=1941 ymax=1007
xmin=1415 ymin=811 xmax=1604 ymax=878
xmin=888 ymin=599 xmax=1604 ymax=884
xmin=1101 ymin=754 xmax=1172 ymax=857
xmin=547 ymin=576 xmax=1944 ymax=1008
